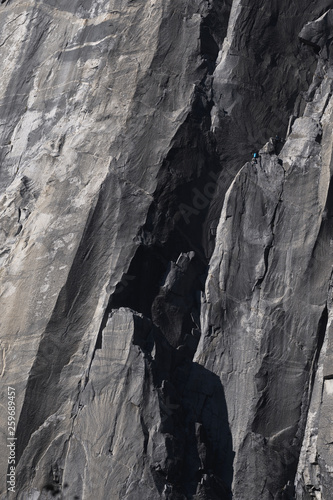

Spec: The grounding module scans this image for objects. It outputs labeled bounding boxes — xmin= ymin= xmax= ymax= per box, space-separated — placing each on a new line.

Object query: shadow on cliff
xmin=148 ymin=322 xmax=234 ymax=500
xmin=181 ymin=362 xmax=234 ymax=500
xmin=102 ymin=248 xmax=234 ymax=498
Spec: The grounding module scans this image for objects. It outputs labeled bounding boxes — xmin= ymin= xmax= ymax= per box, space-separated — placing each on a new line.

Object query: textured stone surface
xmin=0 ymin=1 xmax=333 ymax=499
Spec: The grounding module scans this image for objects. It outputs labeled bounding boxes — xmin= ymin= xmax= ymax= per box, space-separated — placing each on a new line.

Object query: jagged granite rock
xmin=0 ymin=1 xmax=333 ymax=499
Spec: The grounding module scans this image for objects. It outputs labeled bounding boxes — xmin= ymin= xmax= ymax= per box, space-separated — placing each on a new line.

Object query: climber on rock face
xmin=252 ymin=152 xmax=258 ymax=164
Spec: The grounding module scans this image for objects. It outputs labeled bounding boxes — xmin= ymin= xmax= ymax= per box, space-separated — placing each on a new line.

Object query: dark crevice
xmin=255 ymin=244 xmax=272 ymax=289
xmin=299 ymin=37 xmax=321 ymax=54
xmin=315 ymin=132 xmax=322 ymax=144
xmin=139 ymin=0 xmax=228 ymax=263
xmin=140 ymin=414 xmax=149 ymax=455
xmin=94 ymin=324 xmax=103 ymax=350
xmin=91 ymin=244 xmax=170 ymax=357
xmin=110 ymin=245 xmax=169 ymax=317
xmin=200 ymin=23 xmax=219 ymax=75
xmin=87 ymin=7 xmax=234 ymax=499
xmin=309 ymin=305 xmax=328 ymax=394
xmin=92 ymin=0 xmax=225 ymax=351
xmin=323 ymin=174 xmax=333 ymax=218
xmin=92 ymin=0 xmax=225 ymax=350
xmin=254 ymin=194 xmax=282 ymax=289
xmin=91 ymin=244 xmax=170 ymax=352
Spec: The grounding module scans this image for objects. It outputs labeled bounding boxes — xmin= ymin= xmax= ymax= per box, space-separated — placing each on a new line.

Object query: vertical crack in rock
xmin=308 ymin=305 xmax=328 ymax=405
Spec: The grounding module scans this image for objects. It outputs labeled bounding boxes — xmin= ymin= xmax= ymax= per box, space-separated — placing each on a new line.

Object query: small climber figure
xmin=252 ymin=152 xmax=258 ymax=165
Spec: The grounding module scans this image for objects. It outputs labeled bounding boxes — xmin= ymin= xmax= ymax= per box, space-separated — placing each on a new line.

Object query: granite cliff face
xmin=0 ymin=1 xmax=332 ymax=499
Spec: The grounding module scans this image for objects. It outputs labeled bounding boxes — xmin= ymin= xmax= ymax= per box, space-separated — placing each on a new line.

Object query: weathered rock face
xmin=0 ymin=1 xmax=332 ymax=499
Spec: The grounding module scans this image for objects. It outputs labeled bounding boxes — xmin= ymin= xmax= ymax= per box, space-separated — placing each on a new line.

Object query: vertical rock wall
xmin=0 ymin=1 xmax=332 ymax=499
